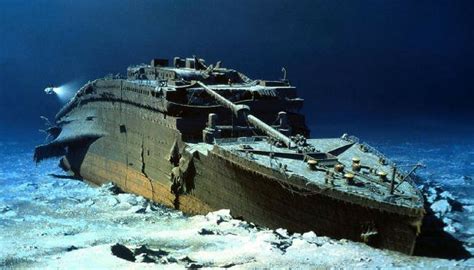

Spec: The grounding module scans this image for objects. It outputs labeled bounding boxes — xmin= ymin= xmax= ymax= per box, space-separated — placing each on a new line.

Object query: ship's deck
xmin=188 ymin=136 xmax=424 ymax=210
xmin=127 ymin=79 xmax=294 ymax=93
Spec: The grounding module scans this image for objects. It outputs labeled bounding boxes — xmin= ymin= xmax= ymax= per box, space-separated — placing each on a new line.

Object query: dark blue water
xmin=1 ymin=1 xmax=474 ymax=130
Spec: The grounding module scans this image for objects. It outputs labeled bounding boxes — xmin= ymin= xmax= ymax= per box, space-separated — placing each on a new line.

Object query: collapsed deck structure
xmin=35 ymin=57 xmax=425 ymax=254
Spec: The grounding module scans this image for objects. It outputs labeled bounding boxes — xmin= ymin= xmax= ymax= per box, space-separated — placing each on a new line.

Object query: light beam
xmin=44 ymin=81 xmax=81 ymax=103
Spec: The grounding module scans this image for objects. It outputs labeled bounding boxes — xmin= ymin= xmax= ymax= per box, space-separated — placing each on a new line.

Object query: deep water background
xmin=0 ymin=0 xmax=473 ymax=264
xmin=2 ymin=0 xmax=472 ymax=198
xmin=1 ymin=0 xmax=474 ymax=133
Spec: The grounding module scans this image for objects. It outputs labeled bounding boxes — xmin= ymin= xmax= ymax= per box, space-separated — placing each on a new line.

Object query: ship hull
xmin=61 ymin=100 xmax=423 ymax=255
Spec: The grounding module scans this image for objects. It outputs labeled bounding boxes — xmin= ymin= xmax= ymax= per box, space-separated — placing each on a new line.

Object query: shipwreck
xmin=35 ymin=56 xmax=425 ymax=254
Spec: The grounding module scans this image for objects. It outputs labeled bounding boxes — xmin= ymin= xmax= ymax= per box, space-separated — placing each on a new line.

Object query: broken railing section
xmin=391 ymin=163 xmax=425 ymax=194
xmin=197 ymin=81 xmax=294 ymax=148
xmin=342 ymin=134 xmax=426 ymax=198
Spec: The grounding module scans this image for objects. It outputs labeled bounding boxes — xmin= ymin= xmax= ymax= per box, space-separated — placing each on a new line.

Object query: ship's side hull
xmin=63 ymin=100 xmax=213 ymax=214
xmin=60 ymin=98 xmax=423 ymax=255
xmin=188 ymin=149 xmax=423 ymax=254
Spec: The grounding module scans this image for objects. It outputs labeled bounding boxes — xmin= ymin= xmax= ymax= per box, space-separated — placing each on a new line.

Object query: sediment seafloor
xmin=0 ymin=139 xmax=473 ymax=269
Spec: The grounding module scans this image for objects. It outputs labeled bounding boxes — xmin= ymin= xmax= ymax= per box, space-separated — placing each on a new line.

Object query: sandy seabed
xmin=0 ymin=140 xmax=472 ymax=269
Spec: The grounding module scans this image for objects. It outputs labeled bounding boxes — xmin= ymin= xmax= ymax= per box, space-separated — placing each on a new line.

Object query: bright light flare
xmin=44 ymin=81 xmax=80 ymax=103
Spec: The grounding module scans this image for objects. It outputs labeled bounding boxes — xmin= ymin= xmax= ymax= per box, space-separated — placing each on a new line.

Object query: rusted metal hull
xmin=59 ymin=100 xmax=423 ymax=255
xmin=35 ymin=59 xmax=425 ymax=255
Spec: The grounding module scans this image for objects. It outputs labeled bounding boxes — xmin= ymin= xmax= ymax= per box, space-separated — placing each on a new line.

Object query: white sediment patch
xmin=0 ymin=141 xmax=473 ymax=268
